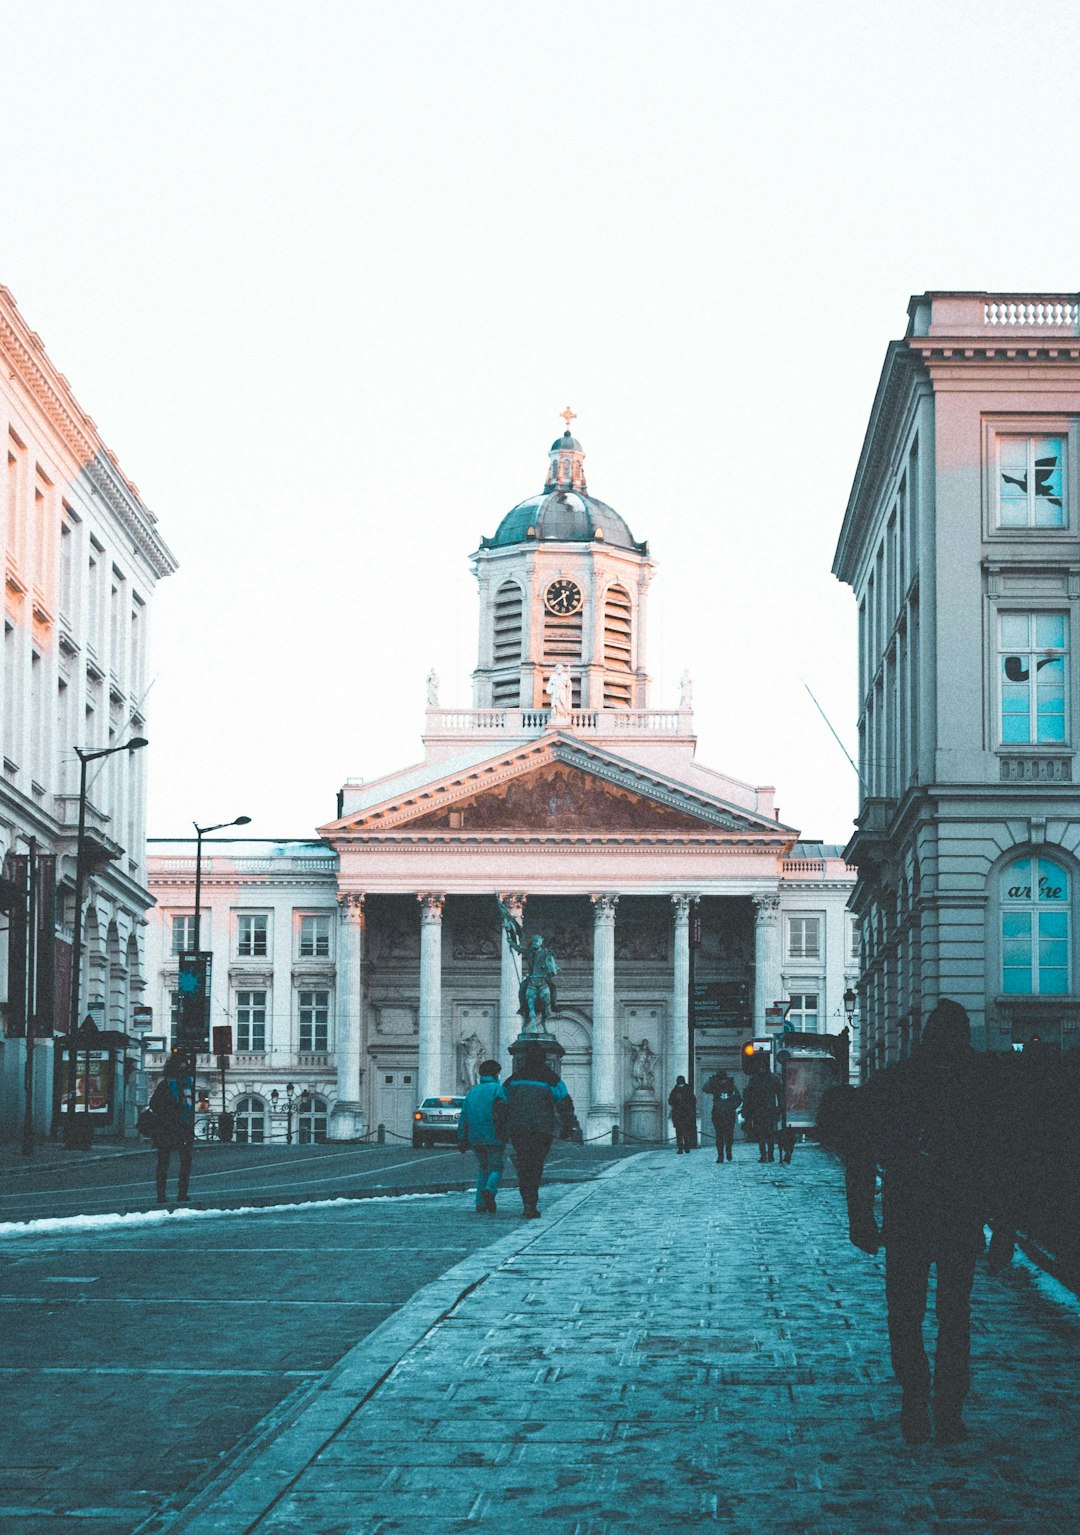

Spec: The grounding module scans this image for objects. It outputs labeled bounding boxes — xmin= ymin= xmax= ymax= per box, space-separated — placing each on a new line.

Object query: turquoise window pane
xmin=1039 ymin=912 xmax=1069 ymax=938
xmin=1000 ymin=439 xmax=1027 ymax=475
xmin=1038 ymin=717 xmax=1066 ymax=743
xmin=1035 ymin=614 xmax=1066 ymax=649
xmin=1034 ymin=498 xmax=1065 ymax=528
xmin=1002 ymin=912 xmax=1030 ymax=937
xmin=1003 ymin=939 xmax=1033 ymax=967
xmin=1002 ymin=969 xmax=1032 ymax=994
xmin=1003 ymin=861 xmax=1031 ymax=900
xmin=1039 ymin=940 xmax=1068 ymax=968
xmin=1002 ymin=716 xmax=1029 ymax=743
xmin=1040 ymin=969 xmax=1068 ymax=995
xmin=1038 ymin=859 xmax=1068 ymax=896
xmin=1000 ymin=614 xmax=1030 ymax=648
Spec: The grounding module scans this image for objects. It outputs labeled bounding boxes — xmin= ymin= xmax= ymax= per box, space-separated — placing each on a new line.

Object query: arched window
xmin=234 ymin=1095 xmax=266 ymax=1144
xmin=1001 ymin=856 xmax=1070 ymax=995
xmin=298 ymin=1095 xmax=329 ymax=1144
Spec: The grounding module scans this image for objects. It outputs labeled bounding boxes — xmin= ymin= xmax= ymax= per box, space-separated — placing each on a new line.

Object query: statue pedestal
xmin=508 ymin=1031 xmax=565 ymax=1075
xmin=625 ymin=1092 xmax=661 ymax=1145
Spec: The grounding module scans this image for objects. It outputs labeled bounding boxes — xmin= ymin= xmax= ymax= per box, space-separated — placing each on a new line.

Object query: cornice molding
xmin=0 ymin=297 xmax=178 ymax=578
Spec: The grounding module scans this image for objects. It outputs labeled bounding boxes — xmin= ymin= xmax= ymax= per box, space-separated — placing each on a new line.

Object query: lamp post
xmin=192 ymin=816 xmax=251 ymax=952
xmin=271 ymin=1082 xmax=311 ymax=1144
xmin=66 ymin=737 xmax=148 ymax=1147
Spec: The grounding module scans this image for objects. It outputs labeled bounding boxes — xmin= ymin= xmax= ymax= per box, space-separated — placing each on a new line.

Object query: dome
xmin=483 ymin=490 xmax=645 ymax=552
xmin=550 ymin=431 xmax=583 ymax=452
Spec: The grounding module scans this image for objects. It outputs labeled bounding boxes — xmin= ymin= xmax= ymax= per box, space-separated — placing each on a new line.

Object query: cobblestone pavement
xmin=158 ymin=1146 xmax=1079 ymax=1535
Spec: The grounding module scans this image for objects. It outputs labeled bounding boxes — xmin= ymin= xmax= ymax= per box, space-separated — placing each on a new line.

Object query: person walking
xmin=457 ymin=1058 xmax=505 ymax=1213
xmin=742 ymin=1054 xmax=783 ymax=1162
xmin=703 ymin=1069 xmax=741 ymax=1162
xmin=492 ymin=1042 xmax=575 ymax=1218
xmin=668 ymin=1075 xmax=697 ymax=1153
xmin=150 ymin=1053 xmax=195 ymax=1205
xmin=843 ymin=999 xmax=1016 ymax=1446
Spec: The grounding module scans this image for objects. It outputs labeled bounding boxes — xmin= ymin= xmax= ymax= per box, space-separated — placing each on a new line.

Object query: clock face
xmin=545 ymin=579 xmax=582 ymax=616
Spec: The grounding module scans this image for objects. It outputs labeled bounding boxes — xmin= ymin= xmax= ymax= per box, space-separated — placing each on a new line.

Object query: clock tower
xmin=471 ymin=420 xmax=654 ymax=713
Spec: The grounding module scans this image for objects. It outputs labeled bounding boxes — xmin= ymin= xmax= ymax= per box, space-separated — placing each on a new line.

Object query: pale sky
xmin=3 ymin=0 xmax=1079 ymax=843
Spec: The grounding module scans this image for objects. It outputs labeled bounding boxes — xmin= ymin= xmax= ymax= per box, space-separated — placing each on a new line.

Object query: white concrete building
xmin=834 ymin=292 xmax=1080 ymax=1070
xmin=147 ymin=424 xmax=854 ymax=1141
xmin=0 ymin=286 xmax=176 ymax=1140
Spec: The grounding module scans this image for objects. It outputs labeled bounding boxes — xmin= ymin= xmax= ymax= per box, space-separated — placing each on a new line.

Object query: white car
xmin=412 ymin=1095 xmax=465 ymax=1148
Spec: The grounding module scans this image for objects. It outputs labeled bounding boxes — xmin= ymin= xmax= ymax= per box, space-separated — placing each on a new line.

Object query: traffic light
xmin=176 ymin=950 xmax=212 ymax=1052
xmin=741 ymin=1041 xmax=757 ymax=1069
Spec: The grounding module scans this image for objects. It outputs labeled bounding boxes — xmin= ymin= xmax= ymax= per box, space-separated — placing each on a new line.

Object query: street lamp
xmin=192 ymin=816 xmax=251 ymax=951
xmin=270 ymin=1082 xmax=311 ymax=1144
xmin=66 ymin=737 xmax=148 ymax=1147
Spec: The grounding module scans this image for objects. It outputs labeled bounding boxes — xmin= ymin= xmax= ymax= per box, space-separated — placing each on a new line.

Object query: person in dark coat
xmin=668 ymin=1076 xmax=697 ymax=1153
xmin=703 ymin=1070 xmax=742 ymax=1162
xmin=492 ymin=1043 xmax=575 ymax=1218
xmin=843 ymin=999 xmax=1016 ymax=1446
xmin=457 ymin=1059 xmax=505 ymax=1213
xmin=150 ymin=1053 xmax=195 ymax=1205
xmin=742 ymin=1055 xmax=783 ymax=1162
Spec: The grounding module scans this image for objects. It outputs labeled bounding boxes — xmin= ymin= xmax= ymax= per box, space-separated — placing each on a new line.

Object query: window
xmin=234 ymin=1095 xmax=266 ymax=1144
xmin=1001 ymin=857 xmax=1070 ymax=996
xmin=603 ymin=585 xmax=633 ymax=709
xmin=787 ymin=916 xmax=820 ymax=959
xmin=235 ymin=990 xmax=267 ymax=1051
xmin=999 ymin=613 xmax=1068 ymax=744
xmin=299 ymin=914 xmax=330 ymax=957
xmin=298 ymin=1095 xmax=329 ymax=1144
xmin=171 ymin=915 xmax=197 ymax=955
xmin=168 ymin=989 xmax=181 ymax=1050
xmin=786 ymin=992 xmax=819 ymax=1031
xmin=997 ymin=436 xmax=1065 ymax=528
xmin=237 ymin=914 xmax=268 ymax=957
xmin=298 ymin=989 xmax=330 ymax=1052
xmin=491 ymin=581 xmax=523 ymax=707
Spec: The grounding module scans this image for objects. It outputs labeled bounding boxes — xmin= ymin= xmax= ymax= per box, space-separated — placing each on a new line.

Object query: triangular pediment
xmin=321 ymin=734 xmax=795 ymax=844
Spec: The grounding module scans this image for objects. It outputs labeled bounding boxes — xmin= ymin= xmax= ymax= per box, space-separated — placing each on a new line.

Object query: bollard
xmin=377 ymin=1122 xmax=385 ymax=1144
xmin=611 ymin=1125 xmax=620 ymax=1146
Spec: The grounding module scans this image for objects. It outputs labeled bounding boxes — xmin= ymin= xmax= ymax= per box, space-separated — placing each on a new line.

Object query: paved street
xmin=0 ymin=1140 xmax=637 ymax=1224
xmin=3 ymin=1144 xmax=1077 ymax=1535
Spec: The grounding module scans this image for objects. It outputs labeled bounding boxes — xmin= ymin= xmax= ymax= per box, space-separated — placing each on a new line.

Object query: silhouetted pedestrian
xmin=742 ymin=1055 xmax=782 ymax=1161
xmin=668 ymin=1076 xmax=697 ymax=1153
xmin=457 ymin=1058 xmax=505 ymax=1213
xmin=843 ymin=999 xmax=1016 ymax=1446
xmin=150 ymin=1053 xmax=195 ymax=1205
xmin=493 ymin=1042 xmax=575 ymax=1218
xmin=703 ymin=1070 xmax=741 ymax=1162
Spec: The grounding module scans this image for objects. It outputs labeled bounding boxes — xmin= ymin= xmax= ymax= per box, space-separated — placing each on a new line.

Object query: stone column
xmin=417 ymin=893 xmax=445 ymax=1101
xmin=329 ymin=892 xmax=366 ymax=1141
xmin=498 ymin=892 xmax=526 ymax=1065
xmin=588 ymin=894 xmax=619 ymax=1139
xmin=753 ymin=893 xmax=782 ymax=1034
xmin=671 ymin=895 xmax=692 ymax=1092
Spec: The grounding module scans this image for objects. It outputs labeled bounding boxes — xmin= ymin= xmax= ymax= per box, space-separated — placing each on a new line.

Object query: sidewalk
xmin=156 ymin=1146 xmax=1079 ymax=1535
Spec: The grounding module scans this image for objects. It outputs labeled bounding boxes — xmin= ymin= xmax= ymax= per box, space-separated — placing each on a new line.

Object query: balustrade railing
xmin=424 ymin=706 xmax=691 ymax=737
xmin=984 ymin=300 xmax=1079 ymax=327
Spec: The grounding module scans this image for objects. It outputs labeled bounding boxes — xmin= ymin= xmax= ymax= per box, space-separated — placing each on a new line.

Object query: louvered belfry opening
xmin=491 ymin=581 xmax=523 ymax=706
xmin=603 ymin=583 xmax=633 ymax=709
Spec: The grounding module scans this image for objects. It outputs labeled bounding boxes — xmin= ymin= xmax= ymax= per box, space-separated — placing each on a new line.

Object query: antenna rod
xmin=803 ymin=682 xmax=867 ymax=792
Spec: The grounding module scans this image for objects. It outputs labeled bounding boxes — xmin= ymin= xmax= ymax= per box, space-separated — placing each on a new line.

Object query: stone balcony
xmin=908 ymin=291 xmax=1080 ymax=339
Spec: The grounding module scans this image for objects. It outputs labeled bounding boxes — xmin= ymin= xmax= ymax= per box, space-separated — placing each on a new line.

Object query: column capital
xmin=418 ymin=892 xmax=446 ymax=920
xmin=497 ymin=892 xmax=527 ymax=918
xmin=590 ymin=893 xmax=619 ymax=919
xmin=752 ymin=892 xmax=781 ymax=921
xmin=671 ymin=893 xmax=697 ymax=919
xmin=338 ymin=891 xmax=366 ymax=926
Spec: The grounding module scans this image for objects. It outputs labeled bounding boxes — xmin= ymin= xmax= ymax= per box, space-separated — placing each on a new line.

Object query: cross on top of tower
xmin=559 ymin=406 xmax=576 ymax=429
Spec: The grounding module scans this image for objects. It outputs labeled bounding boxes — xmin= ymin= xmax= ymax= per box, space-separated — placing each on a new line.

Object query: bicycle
xmin=196 ymin=1115 xmax=220 ymax=1141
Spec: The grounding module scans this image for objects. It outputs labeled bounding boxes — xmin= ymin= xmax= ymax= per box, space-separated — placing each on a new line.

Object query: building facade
xmin=147 ymin=426 xmax=855 ymax=1141
xmin=0 ymin=286 xmax=177 ymax=1139
xmin=834 ymin=292 xmax=1080 ymax=1070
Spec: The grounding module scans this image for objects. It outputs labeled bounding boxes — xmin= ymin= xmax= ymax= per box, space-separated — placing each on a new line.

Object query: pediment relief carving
xmin=403 ymin=764 xmax=720 ymax=834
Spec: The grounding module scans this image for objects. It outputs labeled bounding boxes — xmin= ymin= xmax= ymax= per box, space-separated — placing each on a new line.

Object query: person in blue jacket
xmin=457 ymin=1059 xmax=505 ymax=1213
xmin=492 ymin=1042 xmax=575 ymax=1218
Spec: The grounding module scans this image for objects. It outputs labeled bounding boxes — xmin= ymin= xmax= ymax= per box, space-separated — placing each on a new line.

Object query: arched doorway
xmin=551 ymin=1012 xmax=592 ymax=1125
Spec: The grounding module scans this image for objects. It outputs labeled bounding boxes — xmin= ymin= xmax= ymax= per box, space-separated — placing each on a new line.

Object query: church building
xmin=146 ymin=422 xmax=856 ymax=1143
